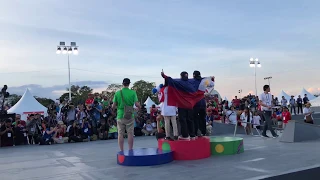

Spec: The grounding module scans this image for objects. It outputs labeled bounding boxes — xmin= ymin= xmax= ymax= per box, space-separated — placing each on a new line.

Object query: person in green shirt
xmin=108 ymin=121 xmax=118 ymax=139
xmin=112 ymin=78 xmax=141 ymax=152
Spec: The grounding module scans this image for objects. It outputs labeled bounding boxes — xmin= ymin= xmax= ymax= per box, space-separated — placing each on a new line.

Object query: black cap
xmin=123 ymin=78 xmax=131 ymax=84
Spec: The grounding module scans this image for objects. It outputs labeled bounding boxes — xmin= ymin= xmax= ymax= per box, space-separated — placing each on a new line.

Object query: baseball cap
xmin=123 ymin=78 xmax=131 ymax=84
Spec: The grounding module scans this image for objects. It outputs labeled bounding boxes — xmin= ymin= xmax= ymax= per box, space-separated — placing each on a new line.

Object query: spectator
xmin=0 ymin=119 xmax=14 ymax=147
xmin=232 ymin=96 xmax=241 ymax=109
xmin=296 ymin=95 xmax=303 ymax=114
xmin=226 ymin=106 xmax=237 ymax=125
xmin=66 ymin=103 xmax=77 ymax=126
xmin=77 ymin=104 xmax=88 ymax=124
xmin=26 ymin=114 xmax=42 ymax=145
xmin=303 ymin=94 xmax=309 ymax=105
xmin=40 ymin=125 xmax=57 ymax=145
xmin=68 ymin=121 xmax=83 ymax=143
xmin=150 ymin=104 xmax=158 ymax=122
xmin=14 ymin=116 xmax=28 ymax=145
xmin=81 ymin=118 xmax=93 ymax=141
xmin=155 ymin=111 xmax=166 ymax=140
xmin=91 ymin=100 xmax=102 ymax=134
xmin=240 ymin=107 xmax=253 ymax=135
xmin=303 ymin=102 xmax=314 ymax=124
xmin=289 ymin=96 xmax=296 ymax=115
xmin=205 ymin=109 xmax=214 ymax=135
xmin=142 ymin=120 xmax=156 ymax=136
xmin=112 ymin=78 xmax=141 ymax=152
xmin=98 ymin=119 xmax=109 ymax=140
xmin=281 ymin=96 xmax=288 ymax=107
xmin=108 ymin=121 xmax=118 ymax=139
xmin=252 ymin=111 xmax=261 ymax=129
xmin=282 ymin=107 xmax=291 ymax=129
xmin=53 ymin=121 xmax=68 ymax=144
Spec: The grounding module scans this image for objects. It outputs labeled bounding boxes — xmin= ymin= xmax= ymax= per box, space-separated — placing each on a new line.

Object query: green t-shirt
xmin=109 ymin=125 xmax=118 ymax=133
xmin=113 ymin=88 xmax=138 ymax=120
xmin=102 ymin=100 xmax=109 ymax=108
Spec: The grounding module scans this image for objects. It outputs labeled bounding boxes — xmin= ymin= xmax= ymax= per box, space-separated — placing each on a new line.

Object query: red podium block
xmin=158 ymin=137 xmax=211 ymax=160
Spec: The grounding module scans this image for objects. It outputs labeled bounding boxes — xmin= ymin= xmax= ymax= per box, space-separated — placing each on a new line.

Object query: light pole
xmin=238 ymin=89 xmax=242 ymax=98
xmin=264 ymin=76 xmax=272 ymax=87
xmin=249 ymin=58 xmax=261 ymax=96
xmin=56 ymin=42 xmax=79 ymax=101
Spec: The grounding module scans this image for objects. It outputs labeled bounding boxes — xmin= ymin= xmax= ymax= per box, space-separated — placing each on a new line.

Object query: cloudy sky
xmin=0 ymin=0 xmax=319 ymax=99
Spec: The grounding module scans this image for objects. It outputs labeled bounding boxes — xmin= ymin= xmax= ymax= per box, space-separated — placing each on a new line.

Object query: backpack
xmin=120 ymin=90 xmax=134 ymax=120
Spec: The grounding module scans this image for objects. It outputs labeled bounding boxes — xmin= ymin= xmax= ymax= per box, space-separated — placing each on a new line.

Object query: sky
xmin=0 ymin=0 xmax=319 ymax=100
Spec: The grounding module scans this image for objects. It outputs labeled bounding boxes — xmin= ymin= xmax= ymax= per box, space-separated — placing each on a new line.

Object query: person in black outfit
xmin=303 ymin=94 xmax=309 ymax=105
xmin=68 ymin=121 xmax=83 ymax=143
xmin=0 ymin=119 xmax=14 ymax=147
xmin=177 ymin=71 xmax=196 ymax=139
xmin=192 ymin=71 xmax=207 ymax=136
xmin=296 ymin=95 xmax=303 ymax=114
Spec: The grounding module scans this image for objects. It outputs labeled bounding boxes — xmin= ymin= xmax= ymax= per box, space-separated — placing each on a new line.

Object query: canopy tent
xmin=295 ymin=88 xmax=316 ymax=101
xmin=144 ymin=96 xmax=157 ymax=113
xmin=276 ymin=90 xmax=291 ymax=104
xmin=8 ymin=89 xmax=47 ymax=115
xmin=206 ymin=88 xmax=222 ymax=100
xmin=309 ymin=96 xmax=320 ymax=107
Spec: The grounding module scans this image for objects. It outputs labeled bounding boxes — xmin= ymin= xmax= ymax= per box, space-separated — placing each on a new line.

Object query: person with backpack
xmin=112 ymin=78 xmax=141 ymax=152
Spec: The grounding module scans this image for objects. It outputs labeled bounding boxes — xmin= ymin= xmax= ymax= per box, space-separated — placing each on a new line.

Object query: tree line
xmin=8 ymin=80 xmax=159 ymax=107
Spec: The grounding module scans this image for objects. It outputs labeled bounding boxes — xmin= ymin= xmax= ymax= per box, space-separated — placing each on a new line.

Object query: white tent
xmin=309 ymin=97 xmax=320 ymax=107
xmin=8 ymin=89 xmax=47 ymax=115
xmin=144 ymin=96 xmax=157 ymax=113
xmin=295 ymin=88 xmax=316 ymax=101
xmin=276 ymin=90 xmax=291 ymax=103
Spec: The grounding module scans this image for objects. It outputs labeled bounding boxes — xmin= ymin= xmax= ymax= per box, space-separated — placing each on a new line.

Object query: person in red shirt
xmin=282 ymin=107 xmax=291 ymax=129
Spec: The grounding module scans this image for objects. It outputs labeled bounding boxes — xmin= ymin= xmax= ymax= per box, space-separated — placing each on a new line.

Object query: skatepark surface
xmin=0 ymin=114 xmax=319 ymax=180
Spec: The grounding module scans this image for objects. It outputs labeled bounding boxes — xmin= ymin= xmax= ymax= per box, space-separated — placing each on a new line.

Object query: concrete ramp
xmin=212 ymin=122 xmax=260 ymax=136
xmin=280 ymin=120 xmax=320 ymax=143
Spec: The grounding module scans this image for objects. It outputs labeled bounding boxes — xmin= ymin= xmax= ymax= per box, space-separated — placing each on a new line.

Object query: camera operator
xmin=26 ymin=114 xmax=42 ymax=145
xmin=64 ymin=103 xmax=77 ymax=126
xmin=90 ymin=100 xmax=102 ymax=135
xmin=0 ymin=119 xmax=14 ymax=147
xmin=14 ymin=114 xmax=28 ymax=145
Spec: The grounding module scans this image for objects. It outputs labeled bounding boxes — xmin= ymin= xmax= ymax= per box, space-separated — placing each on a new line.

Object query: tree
xmin=59 ymin=85 xmax=93 ymax=104
xmin=8 ymin=94 xmax=22 ymax=106
xmin=131 ymin=80 xmax=158 ymax=105
xmin=102 ymin=84 xmax=122 ymax=100
xmin=35 ymin=97 xmax=55 ymax=107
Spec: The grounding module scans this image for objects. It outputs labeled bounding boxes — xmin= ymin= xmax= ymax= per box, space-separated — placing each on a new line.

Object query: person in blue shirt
xmin=92 ymin=100 xmax=102 ymax=135
xmin=81 ymin=118 xmax=92 ymax=140
xmin=40 ymin=125 xmax=57 ymax=145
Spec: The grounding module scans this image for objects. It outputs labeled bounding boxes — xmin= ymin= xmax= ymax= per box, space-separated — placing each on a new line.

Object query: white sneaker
xmin=178 ymin=136 xmax=190 ymax=140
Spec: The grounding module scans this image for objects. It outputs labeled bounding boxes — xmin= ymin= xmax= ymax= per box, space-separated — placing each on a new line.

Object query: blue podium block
xmin=117 ymin=148 xmax=173 ymax=166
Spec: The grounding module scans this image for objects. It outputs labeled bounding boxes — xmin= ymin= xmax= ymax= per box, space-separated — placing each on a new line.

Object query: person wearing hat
xmin=112 ymin=78 xmax=141 ymax=152
xmin=303 ymin=102 xmax=314 ymax=124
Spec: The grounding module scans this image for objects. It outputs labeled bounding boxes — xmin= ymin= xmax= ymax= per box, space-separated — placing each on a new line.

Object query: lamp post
xmin=238 ymin=89 xmax=242 ymax=98
xmin=249 ymin=58 xmax=261 ymax=96
xmin=56 ymin=42 xmax=79 ymax=101
xmin=264 ymin=76 xmax=272 ymax=87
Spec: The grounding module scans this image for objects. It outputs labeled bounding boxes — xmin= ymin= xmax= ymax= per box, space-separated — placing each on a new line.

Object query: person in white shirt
xmin=252 ymin=111 xmax=261 ymax=129
xmin=240 ymin=107 xmax=253 ymax=135
xmin=259 ymin=85 xmax=278 ymax=138
xmin=281 ymin=96 xmax=288 ymax=107
xmin=160 ymin=86 xmax=178 ymax=141
xmin=303 ymin=102 xmax=314 ymax=124
xmin=142 ymin=120 xmax=156 ymax=136
xmin=226 ymin=106 xmax=237 ymax=125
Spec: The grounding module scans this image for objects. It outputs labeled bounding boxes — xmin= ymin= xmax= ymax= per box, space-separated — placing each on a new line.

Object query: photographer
xmin=26 ymin=114 xmax=42 ymax=145
xmin=14 ymin=115 xmax=28 ymax=145
xmin=68 ymin=121 xmax=83 ymax=143
xmin=91 ymin=100 xmax=102 ymax=135
xmin=0 ymin=119 xmax=14 ymax=147
xmin=65 ymin=103 xmax=77 ymax=126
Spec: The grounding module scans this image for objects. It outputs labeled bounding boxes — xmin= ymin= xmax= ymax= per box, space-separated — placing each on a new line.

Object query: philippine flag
xmin=165 ymin=77 xmax=214 ymax=109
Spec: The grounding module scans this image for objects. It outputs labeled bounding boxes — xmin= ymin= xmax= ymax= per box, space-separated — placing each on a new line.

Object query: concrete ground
xmin=1 ymin=126 xmax=320 ymax=180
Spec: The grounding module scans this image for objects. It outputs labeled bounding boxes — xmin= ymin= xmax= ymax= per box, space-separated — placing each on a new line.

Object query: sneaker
xmin=261 ymin=134 xmax=270 ymax=138
xmin=190 ymin=136 xmax=197 ymax=140
xmin=165 ymin=137 xmax=174 ymax=141
xmin=272 ymin=135 xmax=279 ymax=138
xmin=173 ymin=136 xmax=179 ymax=140
xmin=178 ymin=136 xmax=190 ymax=140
